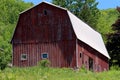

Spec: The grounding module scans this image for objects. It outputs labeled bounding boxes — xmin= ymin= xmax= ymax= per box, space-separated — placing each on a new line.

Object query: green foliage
xmin=0 ymin=0 xmax=33 ymax=70
xmin=110 ymin=66 xmax=120 ymax=70
xmin=0 ymin=0 xmax=33 ymax=24
xmin=106 ymin=8 xmax=120 ymax=67
xmin=0 ymin=52 xmax=7 ymax=70
xmin=79 ymin=65 xmax=88 ymax=73
xmin=0 ymin=24 xmax=13 ymax=70
xmin=96 ymin=9 xmax=119 ymax=43
xmin=52 ymin=0 xmax=100 ymax=29
xmin=38 ymin=59 xmax=50 ymax=68
xmin=0 ymin=67 xmax=120 ymax=80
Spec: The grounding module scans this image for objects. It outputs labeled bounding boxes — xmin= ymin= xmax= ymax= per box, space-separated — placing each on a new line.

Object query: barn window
xmin=80 ymin=53 xmax=82 ymax=58
xmin=41 ymin=53 xmax=48 ymax=59
xmin=21 ymin=54 xmax=27 ymax=60
xmin=44 ymin=10 xmax=47 ymax=15
xmin=80 ymin=52 xmax=83 ymax=58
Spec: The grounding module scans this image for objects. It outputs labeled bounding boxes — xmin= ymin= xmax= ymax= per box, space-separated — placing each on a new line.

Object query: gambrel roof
xmin=68 ymin=11 xmax=110 ymax=59
xmin=12 ymin=1 xmax=110 ymax=59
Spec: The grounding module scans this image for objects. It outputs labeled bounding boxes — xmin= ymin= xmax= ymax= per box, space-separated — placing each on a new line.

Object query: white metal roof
xmin=19 ymin=1 xmax=110 ymax=59
xmin=67 ymin=11 xmax=110 ymax=59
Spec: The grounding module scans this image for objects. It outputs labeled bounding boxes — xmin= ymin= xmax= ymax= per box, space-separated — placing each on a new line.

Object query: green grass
xmin=0 ymin=66 xmax=120 ymax=80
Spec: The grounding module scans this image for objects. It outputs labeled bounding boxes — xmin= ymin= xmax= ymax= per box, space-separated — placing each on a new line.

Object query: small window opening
xmin=21 ymin=54 xmax=27 ymax=60
xmin=80 ymin=53 xmax=82 ymax=58
xmin=44 ymin=10 xmax=47 ymax=15
xmin=41 ymin=53 xmax=48 ymax=59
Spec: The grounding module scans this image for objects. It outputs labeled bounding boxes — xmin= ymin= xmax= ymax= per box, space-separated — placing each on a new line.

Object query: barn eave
xmin=10 ymin=14 xmax=21 ymax=44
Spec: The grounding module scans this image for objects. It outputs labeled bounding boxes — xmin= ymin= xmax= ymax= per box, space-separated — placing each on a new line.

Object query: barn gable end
xmin=11 ymin=2 xmax=76 ymax=43
xmin=11 ymin=1 xmax=77 ymax=68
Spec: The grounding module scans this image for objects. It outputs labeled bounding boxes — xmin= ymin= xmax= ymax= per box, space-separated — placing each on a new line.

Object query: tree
xmin=0 ymin=0 xmax=33 ymax=70
xmin=0 ymin=0 xmax=33 ymax=24
xmin=52 ymin=0 xmax=100 ymax=29
xmin=106 ymin=7 xmax=120 ymax=67
xmin=96 ymin=9 xmax=119 ymax=43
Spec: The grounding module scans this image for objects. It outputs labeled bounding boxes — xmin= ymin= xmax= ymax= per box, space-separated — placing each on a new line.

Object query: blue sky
xmin=24 ymin=0 xmax=120 ymax=9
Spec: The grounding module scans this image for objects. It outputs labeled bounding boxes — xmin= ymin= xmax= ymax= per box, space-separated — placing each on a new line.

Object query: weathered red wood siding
xmin=77 ymin=40 xmax=109 ymax=72
xmin=12 ymin=3 xmax=77 ymax=68
xmin=13 ymin=41 xmax=76 ymax=67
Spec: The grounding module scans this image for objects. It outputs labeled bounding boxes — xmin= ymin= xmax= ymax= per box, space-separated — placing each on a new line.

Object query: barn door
xmin=89 ymin=57 xmax=93 ymax=71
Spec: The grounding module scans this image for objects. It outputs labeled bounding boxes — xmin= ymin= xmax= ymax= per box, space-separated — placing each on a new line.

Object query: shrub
xmin=110 ymin=66 xmax=120 ymax=70
xmin=0 ymin=52 xmax=8 ymax=70
xmin=38 ymin=59 xmax=50 ymax=68
xmin=79 ymin=65 xmax=88 ymax=73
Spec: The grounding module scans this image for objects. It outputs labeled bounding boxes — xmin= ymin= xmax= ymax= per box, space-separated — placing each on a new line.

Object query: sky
xmin=24 ymin=0 xmax=120 ymax=9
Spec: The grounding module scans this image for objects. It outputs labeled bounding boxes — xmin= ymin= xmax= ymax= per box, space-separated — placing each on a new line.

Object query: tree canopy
xmin=106 ymin=7 xmax=120 ymax=67
xmin=0 ymin=0 xmax=33 ymax=70
xmin=0 ymin=0 xmax=33 ymax=24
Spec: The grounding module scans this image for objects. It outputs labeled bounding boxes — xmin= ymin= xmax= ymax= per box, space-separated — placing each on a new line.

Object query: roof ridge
xmin=20 ymin=1 xmax=67 ymax=14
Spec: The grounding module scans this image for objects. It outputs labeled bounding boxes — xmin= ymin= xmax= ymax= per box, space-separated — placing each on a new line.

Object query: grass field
xmin=0 ymin=66 xmax=120 ymax=80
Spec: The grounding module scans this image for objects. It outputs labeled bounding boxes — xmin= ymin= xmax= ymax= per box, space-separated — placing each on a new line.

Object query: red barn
xmin=11 ymin=2 xmax=110 ymax=72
